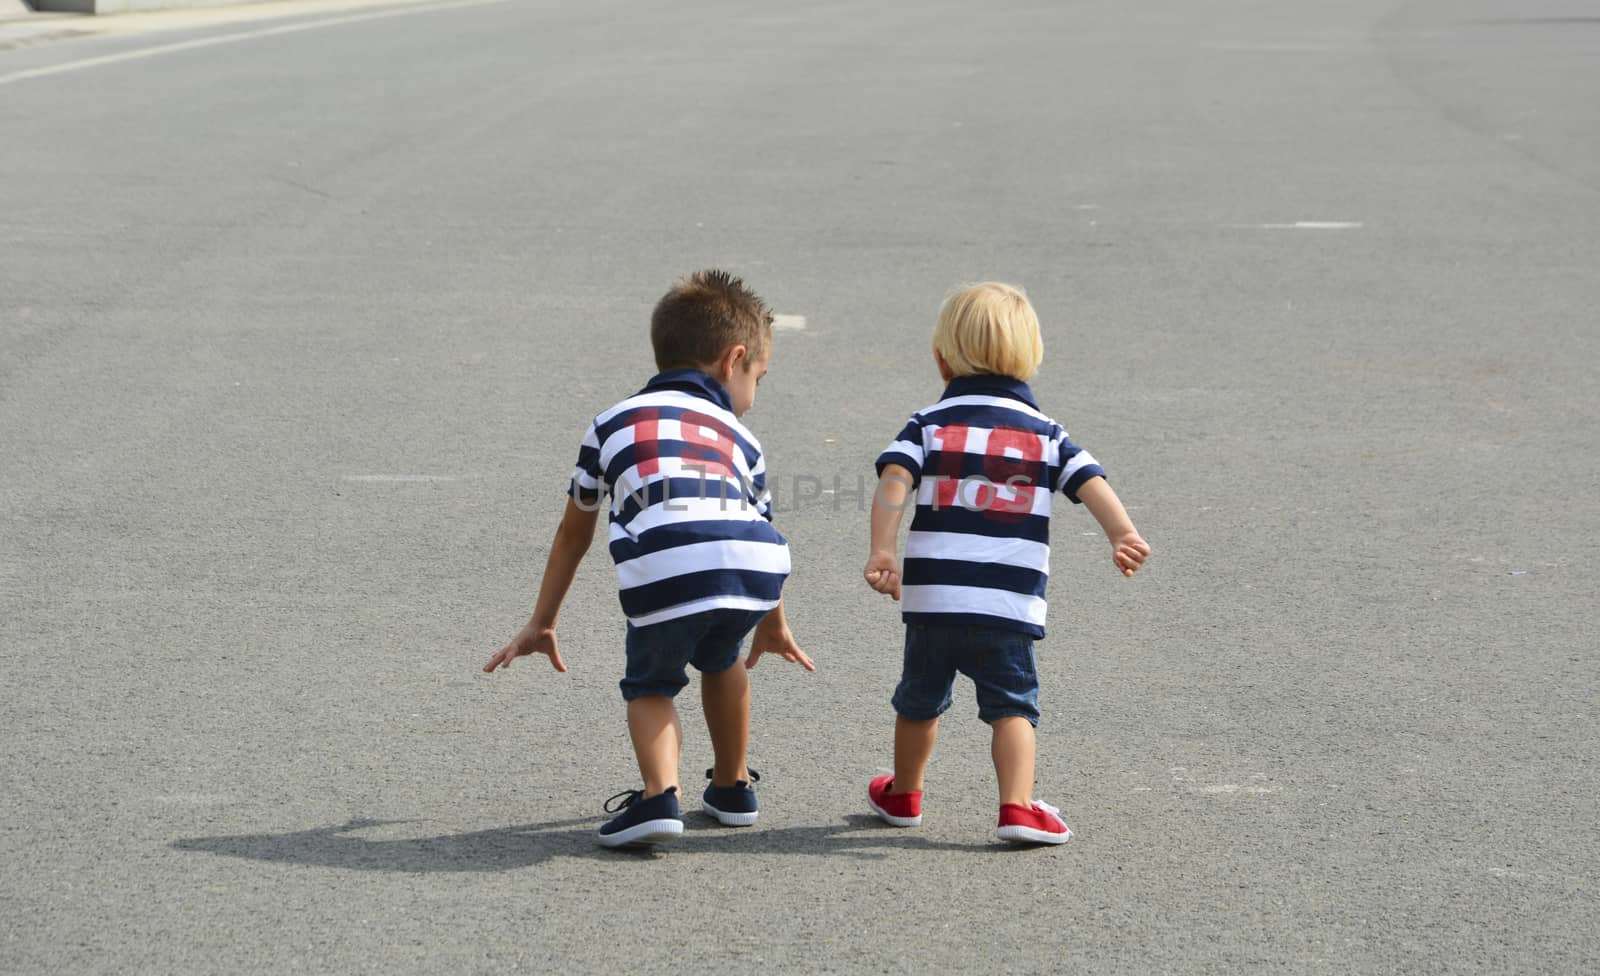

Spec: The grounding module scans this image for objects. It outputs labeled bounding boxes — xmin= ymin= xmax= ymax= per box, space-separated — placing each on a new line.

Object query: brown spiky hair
xmin=650 ymin=269 xmax=773 ymax=371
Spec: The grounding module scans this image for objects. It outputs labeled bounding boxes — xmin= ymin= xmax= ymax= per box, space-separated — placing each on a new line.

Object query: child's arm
xmin=482 ymin=497 xmax=601 ymax=672
xmin=863 ymin=464 xmax=913 ymax=601
xmin=1076 ymin=476 xmax=1151 ymax=577
xmin=745 ymin=597 xmax=816 ymax=671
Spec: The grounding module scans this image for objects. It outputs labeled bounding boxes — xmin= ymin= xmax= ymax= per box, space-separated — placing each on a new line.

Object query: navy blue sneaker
xmin=701 ymin=767 xmax=760 ymax=827
xmin=596 ymin=787 xmax=683 ymax=848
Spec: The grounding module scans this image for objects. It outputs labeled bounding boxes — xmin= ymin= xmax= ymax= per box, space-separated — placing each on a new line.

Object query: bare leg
xmin=701 ymin=664 xmax=750 ymax=786
xmin=991 ymin=716 xmax=1036 ymax=807
xmin=626 ymin=696 xmax=682 ymax=797
xmin=892 ymin=715 xmax=939 ymax=793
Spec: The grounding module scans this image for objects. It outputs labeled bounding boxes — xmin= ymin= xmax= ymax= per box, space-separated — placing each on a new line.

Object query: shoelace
xmin=603 ymin=789 xmax=643 ymax=814
xmin=703 ymin=767 xmax=761 ymax=785
xmin=1032 ymin=799 xmax=1065 ymax=825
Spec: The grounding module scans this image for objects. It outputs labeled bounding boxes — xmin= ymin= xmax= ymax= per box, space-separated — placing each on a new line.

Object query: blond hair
xmin=933 ymin=282 xmax=1044 ymax=380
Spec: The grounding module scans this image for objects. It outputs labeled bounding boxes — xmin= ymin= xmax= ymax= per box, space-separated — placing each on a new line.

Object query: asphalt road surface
xmin=3 ymin=0 xmax=1597 ymax=972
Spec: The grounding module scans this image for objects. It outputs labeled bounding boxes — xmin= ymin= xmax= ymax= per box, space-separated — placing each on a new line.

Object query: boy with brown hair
xmin=485 ymin=269 xmax=813 ymax=848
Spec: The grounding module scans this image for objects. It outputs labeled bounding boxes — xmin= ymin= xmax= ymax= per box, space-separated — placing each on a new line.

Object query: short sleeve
xmin=1053 ymin=429 xmax=1105 ymax=504
xmin=568 ymin=422 xmax=604 ymax=504
xmin=875 ymin=416 xmax=926 ymax=486
xmin=748 ymin=443 xmax=775 ymax=522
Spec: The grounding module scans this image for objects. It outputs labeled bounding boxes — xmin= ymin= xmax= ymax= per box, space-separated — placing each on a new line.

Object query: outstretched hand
xmin=745 ymin=614 xmax=815 ymax=672
xmin=483 ymin=622 xmax=568 ymax=673
xmin=863 ymin=550 xmax=901 ymax=601
xmin=1112 ymin=531 xmax=1151 ymax=577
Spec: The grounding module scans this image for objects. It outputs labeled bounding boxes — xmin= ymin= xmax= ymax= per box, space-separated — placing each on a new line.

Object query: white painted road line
xmin=772 ymin=314 xmax=807 ymax=331
xmin=0 ymin=0 xmax=506 ymax=87
xmin=341 ymin=474 xmax=462 ymax=483
xmin=1229 ymin=221 xmax=1365 ymax=230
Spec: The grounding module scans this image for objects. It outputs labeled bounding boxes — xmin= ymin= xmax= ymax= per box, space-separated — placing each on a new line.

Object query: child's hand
xmin=483 ymin=622 xmax=567 ymax=673
xmin=745 ymin=615 xmax=815 ymax=672
xmin=1112 ymin=531 xmax=1151 ymax=577
xmin=863 ymin=551 xmax=901 ymax=601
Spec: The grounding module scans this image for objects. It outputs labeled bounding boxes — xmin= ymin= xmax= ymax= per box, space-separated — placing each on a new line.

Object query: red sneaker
xmin=995 ymin=800 xmax=1072 ymax=845
xmin=867 ymin=774 xmax=923 ymax=827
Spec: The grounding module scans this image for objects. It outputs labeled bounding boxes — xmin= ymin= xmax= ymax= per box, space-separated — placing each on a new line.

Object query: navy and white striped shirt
xmin=875 ymin=374 xmax=1106 ymax=638
xmin=571 ymin=369 xmax=790 ymax=627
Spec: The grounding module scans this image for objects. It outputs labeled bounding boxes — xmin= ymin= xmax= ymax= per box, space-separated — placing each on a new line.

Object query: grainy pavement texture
xmin=2 ymin=0 xmax=1597 ymax=973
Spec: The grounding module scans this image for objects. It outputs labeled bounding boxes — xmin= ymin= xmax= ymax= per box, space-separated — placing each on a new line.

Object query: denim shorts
xmin=621 ymin=607 xmax=769 ymax=701
xmin=891 ymin=622 xmax=1041 ymax=725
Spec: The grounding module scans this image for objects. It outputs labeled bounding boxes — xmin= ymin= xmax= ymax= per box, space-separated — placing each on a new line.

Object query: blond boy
xmin=863 ymin=282 xmax=1150 ymax=844
xmin=486 ymin=270 xmax=813 ymax=848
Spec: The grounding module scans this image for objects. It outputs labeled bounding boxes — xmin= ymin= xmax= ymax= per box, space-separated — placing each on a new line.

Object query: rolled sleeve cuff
xmin=875 ymin=452 xmax=923 ymax=485
xmin=1060 ymin=464 xmax=1106 ymax=504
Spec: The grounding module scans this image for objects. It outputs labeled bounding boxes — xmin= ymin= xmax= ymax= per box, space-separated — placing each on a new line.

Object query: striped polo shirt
xmin=570 ymin=369 xmax=790 ymax=628
xmin=875 ymin=374 xmax=1106 ymax=638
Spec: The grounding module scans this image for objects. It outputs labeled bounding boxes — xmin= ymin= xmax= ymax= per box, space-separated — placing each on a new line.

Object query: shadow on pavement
xmin=173 ymin=814 xmax=992 ymax=872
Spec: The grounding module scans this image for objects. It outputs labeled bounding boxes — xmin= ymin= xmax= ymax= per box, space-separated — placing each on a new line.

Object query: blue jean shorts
xmin=891 ymin=622 xmax=1041 ymax=725
xmin=621 ymin=608 xmax=769 ymax=701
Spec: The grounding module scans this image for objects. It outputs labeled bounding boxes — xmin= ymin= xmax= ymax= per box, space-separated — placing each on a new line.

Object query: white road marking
xmin=0 ymin=0 xmax=506 ymax=87
xmin=772 ymin=314 xmax=806 ymax=331
xmin=342 ymin=474 xmax=461 ymax=483
xmin=153 ymin=793 xmax=233 ymax=805
xmin=1229 ymin=221 xmax=1364 ymax=230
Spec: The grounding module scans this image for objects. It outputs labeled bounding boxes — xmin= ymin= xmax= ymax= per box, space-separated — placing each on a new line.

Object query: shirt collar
xmin=642 ymin=368 xmax=734 ymax=411
xmin=942 ymin=373 xmax=1039 ymax=409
